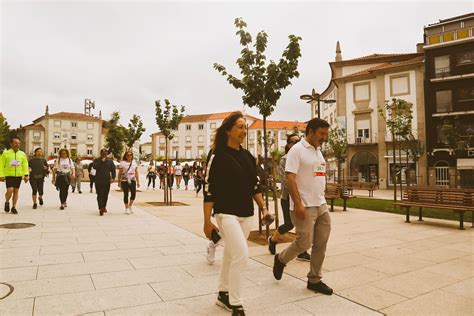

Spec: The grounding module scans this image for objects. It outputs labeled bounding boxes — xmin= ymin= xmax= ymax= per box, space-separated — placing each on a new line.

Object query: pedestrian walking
xmin=174 ymin=162 xmax=183 ymax=189
xmin=272 ymin=118 xmax=333 ymax=296
xmin=71 ymin=158 xmax=83 ymax=194
xmin=92 ymin=149 xmax=116 ymax=216
xmin=158 ymin=164 xmax=165 ymax=189
xmin=119 ymin=150 xmax=140 ymax=215
xmin=195 ymin=167 xmax=204 ymax=197
xmin=146 ymin=160 xmax=156 ymax=189
xmin=52 ymin=149 xmax=75 ymax=210
xmin=87 ymin=161 xmax=95 ymax=193
xmin=203 ymin=111 xmax=271 ymax=316
xmin=267 ymin=134 xmax=310 ymax=261
xmin=28 ymin=147 xmax=48 ymax=209
xmin=0 ymin=137 xmax=29 ymax=214
xmin=182 ymin=163 xmax=191 ymax=190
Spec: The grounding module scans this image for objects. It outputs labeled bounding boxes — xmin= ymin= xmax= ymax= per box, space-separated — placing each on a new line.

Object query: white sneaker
xmin=125 ymin=208 xmax=130 ymax=215
xmin=129 ymin=206 xmax=134 ymax=214
xmin=206 ymin=242 xmax=217 ymax=264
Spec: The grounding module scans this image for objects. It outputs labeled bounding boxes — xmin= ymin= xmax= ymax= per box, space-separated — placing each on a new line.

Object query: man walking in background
xmin=92 ymin=149 xmax=116 ymax=216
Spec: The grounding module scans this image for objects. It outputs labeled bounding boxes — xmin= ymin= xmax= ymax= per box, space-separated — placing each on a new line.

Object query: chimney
xmin=45 ymin=105 xmax=49 ymax=116
xmin=335 ymin=41 xmax=342 ymax=62
xmin=416 ymin=43 xmax=424 ymax=54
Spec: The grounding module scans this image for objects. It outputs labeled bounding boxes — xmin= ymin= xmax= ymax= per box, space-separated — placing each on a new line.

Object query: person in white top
xmin=52 ymin=149 xmax=75 ymax=210
xmin=174 ymin=162 xmax=183 ymax=189
xmin=272 ymin=118 xmax=334 ymax=296
xmin=119 ymin=150 xmax=140 ymax=215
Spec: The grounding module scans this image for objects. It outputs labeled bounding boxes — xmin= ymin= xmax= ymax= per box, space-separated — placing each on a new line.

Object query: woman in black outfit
xmin=28 ymin=148 xmax=48 ymax=209
xmin=203 ymin=111 xmax=271 ymax=316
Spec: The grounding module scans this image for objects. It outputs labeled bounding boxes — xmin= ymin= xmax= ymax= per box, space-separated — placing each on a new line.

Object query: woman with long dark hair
xmin=119 ymin=150 xmax=140 ymax=214
xmin=203 ymin=111 xmax=272 ymax=316
xmin=28 ymin=147 xmax=48 ymax=209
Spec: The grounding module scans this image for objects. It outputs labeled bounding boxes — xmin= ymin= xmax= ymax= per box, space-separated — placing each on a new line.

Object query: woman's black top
xmin=29 ymin=158 xmax=48 ymax=178
xmin=203 ymin=145 xmax=261 ymax=217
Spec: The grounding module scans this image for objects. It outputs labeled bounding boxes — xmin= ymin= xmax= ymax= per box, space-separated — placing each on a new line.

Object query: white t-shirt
xmin=285 ymin=138 xmax=327 ymax=209
xmin=120 ymin=160 xmax=138 ymax=181
xmin=57 ymin=158 xmax=73 ymax=174
xmin=174 ymin=165 xmax=183 ymax=176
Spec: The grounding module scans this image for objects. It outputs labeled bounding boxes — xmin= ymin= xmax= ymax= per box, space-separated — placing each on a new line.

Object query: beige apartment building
xmin=151 ymin=111 xmax=305 ymax=161
xmin=316 ymin=43 xmax=427 ymax=189
xmin=21 ymin=106 xmax=106 ymax=159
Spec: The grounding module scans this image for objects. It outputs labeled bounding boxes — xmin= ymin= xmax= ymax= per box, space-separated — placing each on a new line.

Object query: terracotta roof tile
xmin=249 ymin=120 xmax=306 ymax=131
xmin=23 ymin=124 xmax=45 ymax=131
xmin=335 ymin=56 xmax=424 ymax=80
xmin=34 ymin=112 xmax=102 ymax=123
xmin=181 ymin=111 xmax=259 ymax=123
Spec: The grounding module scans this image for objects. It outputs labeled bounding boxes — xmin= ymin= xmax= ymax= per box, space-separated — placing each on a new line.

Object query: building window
xmin=186 ymin=124 xmax=191 ymax=130
xmin=353 ymin=82 xmax=370 ymax=102
xmin=198 ymin=124 xmax=204 ymax=130
xmin=456 ymin=51 xmax=474 ymax=65
xmin=356 ymin=129 xmax=370 ymax=143
xmin=436 ymin=90 xmax=452 ymax=112
xmin=87 ymin=123 xmax=94 ymax=129
xmin=185 ymin=136 xmax=191 ymax=143
xmin=87 ymin=134 xmax=93 ymax=141
xmin=198 ymin=147 xmax=204 ymax=157
xmin=54 ymin=132 xmax=60 ymax=139
xmin=54 ymin=120 xmax=61 ymax=127
xmin=87 ymin=148 xmax=93 ymax=155
xmin=198 ymin=135 xmax=204 ymax=143
xmin=458 ymin=87 xmax=474 ymax=102
xmin=54 ymin=146 xmax=60 ymax=154
xmin=434 ymin=56 xmax=450 ymax=77
xmin=210 ymin=123 xmax=216 ymax=129
xmin=185 ymin=148 xmax=191 ymax=159
xmin=71 ymin=133 xmax=77 ymax=140
xmin=390 ymin=74 xmax=410 ymax=96
xmin=173 ymin=136 xmax=178 ymax=144
xmin=71 ymin=122 xmax=78 ymax=128
xmin=33 ymin=132 xmax=40 ymax=140
xmin=280 ymin=131 xmax=287 ymax=140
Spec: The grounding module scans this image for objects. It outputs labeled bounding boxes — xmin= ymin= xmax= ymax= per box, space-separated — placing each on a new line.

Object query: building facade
xmin=423 ymin=13 xmax=474 ymax=188
xmin=151 ymin=111 xmax=306 ymax=161
xmin=21 ymin=106 xmax=106 ymax=159
xmin=316 ymin=43 xmax=427 ymax=189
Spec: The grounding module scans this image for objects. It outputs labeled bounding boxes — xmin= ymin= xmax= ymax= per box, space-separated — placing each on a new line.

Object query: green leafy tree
xmin=379 ymin=98 xmax=413 ymax=202
xmin=214 ymin=18 xmax=302 ymax=217
xmin=155 ymin=99 xmax=185 ymax=205
xmin=105 ymin=112 xmax=127 ymax=159
xmin=0 ymin=115 xmax=11 ymax=152
xmin=327 ymin=126 xmax=348 ymax=183
xmin=125 ymin=115 xmax=146 ymax=149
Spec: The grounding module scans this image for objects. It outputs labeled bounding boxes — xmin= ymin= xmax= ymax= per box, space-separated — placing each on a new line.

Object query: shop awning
xmin=457 ymin=158 xmax=474 ymax=170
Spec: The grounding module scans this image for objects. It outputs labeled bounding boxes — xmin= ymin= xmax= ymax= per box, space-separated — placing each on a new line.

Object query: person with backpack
xmin=52 ymin=149 xmax=75 ymax=210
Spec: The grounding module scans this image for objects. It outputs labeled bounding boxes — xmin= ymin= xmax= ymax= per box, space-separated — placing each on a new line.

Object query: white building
xmin=21 ymin=106 xmax=106 ymax=159
xmin=151 ymin=111 xmax=306 ymax=160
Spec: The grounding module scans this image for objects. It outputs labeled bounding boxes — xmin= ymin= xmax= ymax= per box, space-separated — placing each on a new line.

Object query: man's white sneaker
xmin=129 ymin=206 xmax=134 ymax=214
xmin=206 ymin=242 xmax=217 ymax=264
xmin=125 ymin=208 xmax=130 ymax=215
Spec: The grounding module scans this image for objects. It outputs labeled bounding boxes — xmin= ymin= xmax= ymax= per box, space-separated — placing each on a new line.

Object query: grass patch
xmin=333 ymin=197 xmax=473 ymax=223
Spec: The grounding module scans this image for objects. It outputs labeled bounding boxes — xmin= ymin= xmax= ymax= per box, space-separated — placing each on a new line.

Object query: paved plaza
xmin=0 ymin=172 xmax=472 ymax=315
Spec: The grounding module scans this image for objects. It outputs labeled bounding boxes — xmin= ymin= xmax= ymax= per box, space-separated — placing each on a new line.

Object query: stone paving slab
xmin=0 ymin=175 xmax=472 ymax=315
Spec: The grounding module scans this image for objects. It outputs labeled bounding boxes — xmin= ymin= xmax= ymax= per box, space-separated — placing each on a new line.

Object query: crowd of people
xmin=1 ymin=112 xmax=333 ymax=316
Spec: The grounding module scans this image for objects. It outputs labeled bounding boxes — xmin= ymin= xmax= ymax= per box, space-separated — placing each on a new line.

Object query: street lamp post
xmin=300 ymin=89 xmax=336 ymax=119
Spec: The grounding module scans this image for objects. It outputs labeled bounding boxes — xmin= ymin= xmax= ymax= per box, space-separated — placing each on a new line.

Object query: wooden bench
xmin=395 ymin=186 xmax=474 ymax=230
xmin=345 ymin=181 xmax=377 ymax=197
xmin=325 ymin=184 xmax=354 ymax=212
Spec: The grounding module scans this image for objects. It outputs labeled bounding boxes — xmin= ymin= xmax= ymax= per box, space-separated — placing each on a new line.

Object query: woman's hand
xmin=203 ymin=221 xmax=219 ymax=240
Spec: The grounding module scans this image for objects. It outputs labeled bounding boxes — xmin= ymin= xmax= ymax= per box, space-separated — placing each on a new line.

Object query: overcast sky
xmin=1 ymin=1 xmax=472 ymax=141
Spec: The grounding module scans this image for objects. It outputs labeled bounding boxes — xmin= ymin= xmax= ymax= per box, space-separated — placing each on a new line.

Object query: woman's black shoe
xmin=33 ymin=203 xmax=37 ymax=209
xmin=39 ymin=197 xmax=44 ymax=205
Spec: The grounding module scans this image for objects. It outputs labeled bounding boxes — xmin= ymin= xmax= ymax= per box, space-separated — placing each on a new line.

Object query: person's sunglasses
xmin=288 ymin=140 xmax=300 ymax=145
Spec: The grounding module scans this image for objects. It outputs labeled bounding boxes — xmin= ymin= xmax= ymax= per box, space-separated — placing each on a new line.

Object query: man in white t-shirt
xmin=272 ymin=118 xmax=333 ymax=295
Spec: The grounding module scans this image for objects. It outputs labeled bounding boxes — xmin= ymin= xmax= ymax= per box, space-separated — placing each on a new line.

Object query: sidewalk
xmin=0 ymin=178 xmax=471 ymax=315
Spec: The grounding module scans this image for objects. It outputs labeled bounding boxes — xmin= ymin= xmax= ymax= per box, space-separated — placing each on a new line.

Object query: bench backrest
xmin=402 ymin=188 xmax=474 ymax=207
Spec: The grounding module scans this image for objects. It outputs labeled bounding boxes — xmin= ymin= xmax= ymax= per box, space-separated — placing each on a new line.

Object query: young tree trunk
xmin=164 ymin=138 xmax=169 ymax=205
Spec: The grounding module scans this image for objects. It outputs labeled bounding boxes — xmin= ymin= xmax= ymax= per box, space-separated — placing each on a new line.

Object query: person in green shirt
xmin=0 ymin=137 xmax=29 ymax=214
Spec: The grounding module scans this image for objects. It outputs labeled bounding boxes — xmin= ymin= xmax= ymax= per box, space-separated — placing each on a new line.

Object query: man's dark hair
xmin=286 ymin=133 xmax=299 ymax=144
xmin=305 ymin=118 xmax=330 ymax=136
xmin=10 ymin=136 xmax=20 ymax=143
